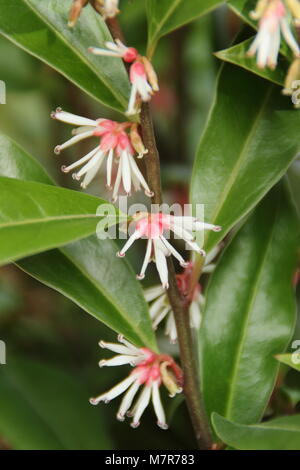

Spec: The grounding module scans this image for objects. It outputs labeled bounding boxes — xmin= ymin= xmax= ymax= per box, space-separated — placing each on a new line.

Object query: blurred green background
xmin=0 ymin=1 xmax=299 ymax=450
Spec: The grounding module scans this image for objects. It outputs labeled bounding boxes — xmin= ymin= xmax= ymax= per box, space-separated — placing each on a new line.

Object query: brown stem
xmin=140 ymin=104 xmax=162 ymax=206
xmin=103 ymin=15 xmax=213 ymax=450
xmin=140 ymin=103 xmax=212 ymax=449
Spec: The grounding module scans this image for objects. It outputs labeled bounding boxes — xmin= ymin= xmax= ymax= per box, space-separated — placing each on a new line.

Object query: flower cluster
xmin=117 ymin=212 xmax=221 ymax=289
xmin=89 ymin=39 xmax=159 ymax=115
xmin=144 ymin=246 xmax=221 ymax=343
xmin=51 ymin=108 xmax=152 ymax=199
xmin=90 ymin=336 xmax=183 ymax=429
xmin=247 ymin=0 xmax=300 ymax=69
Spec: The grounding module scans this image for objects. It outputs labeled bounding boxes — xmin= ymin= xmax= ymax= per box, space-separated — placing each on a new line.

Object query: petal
xmin=121 ymin=151 xmax=132 ymax=194
xmin=131 ymin=385 xmax=152 ymax=428
xmin=117 ymin=380 xmax=141 ymax=421
xmin=152 ymin=382 xmax=168 ymax=429
xmin=118 ymin=231 xmax=141 ymax=256
xmin=54 ymin=130 xmax=95 ymax=154
xmin=90 ymin=374 xmax=136 ymax=405
xmin=106 ymin=148 xmax=114 ymax=188
xmin=159 ymin=235 xmax=188 ymax=267
xmin=61 ymin=146 xmax=99 ymax=173
xmin=99 ymin=340 xmax=137 ymax=356
xmin=137 ymin=238 xmax=152 ymax=280
xmin=152 ymin=305 xmax=171 ymax=330
xmin=128 ymin=154 xmax=151 ymax=194
xmin=144 ymin=284 xmax=165 ymax=302
xmin=153 ymin=240 xmax=169 ymax=289
xmin=52 ymin=109 xmax=97 ymax=127
xmin=100 ymin=355 xmax=140 ymax=367
xmin=126 ymin=83 xmax=138 ymax=115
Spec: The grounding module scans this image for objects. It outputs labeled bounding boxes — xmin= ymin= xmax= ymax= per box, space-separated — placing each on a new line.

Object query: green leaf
xmin=0 ymin=0 xmax=130 ymax=112
xmin=0 ymin=134 xmax=157 ymax=350
xmin=212 ymin=413 xmax=300 ymax=450
xmin=191 ymin=63 xmax=300 ymax=253
xmin=0 ymin=356 xmax=112 ymax=450
xmin=215 ymin=38 xmax=288 ymax=86
xmin=146 ymin=0 xmax=224 ymax=56
xmin=0 ymin=135 xmax=53 ymax=185
xmin=276 ymin=353 xmax=300 ymax=372
xmin=200 ymin=185 xmax=299 ymax=426
xmin=0 ymin=176 xmax=121 ymax=266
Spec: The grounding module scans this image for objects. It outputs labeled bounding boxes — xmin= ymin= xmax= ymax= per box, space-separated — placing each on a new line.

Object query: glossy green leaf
xmin=0 ymin=0 xmax=130 ymax=112
xmin=215 ymin=38 xmax=288 ymax=86
xmin=212 ymin=413 xmax=300 ymax=450
xmin=146 ymin=0 xmax=224 ymax=56
xmin=0 ymin=176 xmax=121 ymax=266
xmin=191 ymin=63 xmax=300 ymax=253
xmin=0 ymin=356 xmax=112 ymax=450
xmin=276 ymin=353 xmax=300 ymax=372
xmin=200 ymin=185 xmax=299 ymax=426
xmin=0 ymin=134 xmax=157 ymax=350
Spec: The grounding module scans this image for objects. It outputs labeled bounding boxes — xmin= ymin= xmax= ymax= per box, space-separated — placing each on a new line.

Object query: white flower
xmin=144 ymin=246 xmax=221 ymax=343
xmin=89 ymin=40 xmax=159 ymax=115
xmin=51 ymin=109 xmax=152 ymax=199
xmin=247 ymin=0 xmax=300 ymax=69
xmin=117 ymin=212 xmax=221 ymax=289
xmin=90 ymin=336 xmax=182 ymax=429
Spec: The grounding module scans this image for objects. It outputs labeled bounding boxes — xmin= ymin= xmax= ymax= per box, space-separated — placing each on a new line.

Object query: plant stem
xmin=103 ymin=15 xmax=213 ymax=450
xmin=140 ymin=103 xmax=212 ymax=450
xmin=188 ymin=254 xmax=205 ymax=300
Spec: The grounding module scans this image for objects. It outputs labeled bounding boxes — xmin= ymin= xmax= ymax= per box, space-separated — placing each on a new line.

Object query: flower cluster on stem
xmin=117 ymin=212 xmax=221 ymax=289
xmin=89 ymin=39 xmax=159 ymax=115
xmin=90 ymin=336 xmax=183 ymax=429
xmin=51 ymin=108 xmax=152 ymax=200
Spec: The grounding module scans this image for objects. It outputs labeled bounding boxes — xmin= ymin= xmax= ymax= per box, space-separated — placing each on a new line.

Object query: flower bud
xmin=130 ymin=124 xmax=148 ymax=158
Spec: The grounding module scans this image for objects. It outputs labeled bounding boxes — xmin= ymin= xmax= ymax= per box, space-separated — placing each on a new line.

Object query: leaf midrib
xmin=149 ymin=0 xmax=181 ymax=43
xmin=0 ymin=214 xmax=101 ymax=229
xmin=21 ymin=245 xmax=155 ymax=350
xmin=22 ymin=0 xmax=128 ymax=109
xmin=224 ymin=207 xmax=278 ymax=419
xmin=205 ymin=85 xmax=273 ymax=243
